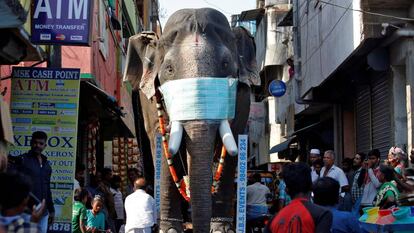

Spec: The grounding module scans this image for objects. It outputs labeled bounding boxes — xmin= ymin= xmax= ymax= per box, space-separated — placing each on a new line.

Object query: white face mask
xmin=159 ymin=77 xmax=238 ymax=121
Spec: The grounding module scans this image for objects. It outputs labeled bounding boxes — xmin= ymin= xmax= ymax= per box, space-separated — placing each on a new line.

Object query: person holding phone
xmin=360 ymin=149 xmax=381 ymax=209
xmin=7 ymin=131 xmax=54 ymax=233
xmin=0 ymin=172 xmax=46 ymax=233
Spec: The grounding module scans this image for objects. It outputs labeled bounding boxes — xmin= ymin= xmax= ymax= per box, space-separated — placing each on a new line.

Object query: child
xmin=86 ymin=195 xmax=106 ymax=232
xmin=72 ymin=188 xmax=89 ymax=233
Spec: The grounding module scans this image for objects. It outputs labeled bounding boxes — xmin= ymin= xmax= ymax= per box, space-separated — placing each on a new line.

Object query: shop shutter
xmin=355 ymin=85 xmax=371 ymax=154
xmin=371 ymin=72 xmax=392 ymax=159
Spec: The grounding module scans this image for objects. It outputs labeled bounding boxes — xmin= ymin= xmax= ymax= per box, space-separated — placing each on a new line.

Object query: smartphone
xmin=29 ymin=192 xmax=42 ymax=211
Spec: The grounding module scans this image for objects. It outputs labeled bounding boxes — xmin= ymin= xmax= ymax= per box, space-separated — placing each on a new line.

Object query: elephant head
xmin=124 ymin=8 xmax=259 ymax=233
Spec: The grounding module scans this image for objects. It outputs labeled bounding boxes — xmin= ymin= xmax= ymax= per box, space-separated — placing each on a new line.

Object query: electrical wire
xmin=318 ymin=0 xmax=414 ymax=21
xmin=202 ymin=0 xmax=235 ymax=16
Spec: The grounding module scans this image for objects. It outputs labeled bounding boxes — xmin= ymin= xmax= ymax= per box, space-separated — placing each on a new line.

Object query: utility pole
xmin=48 ymin=45 xmax=61 ymax=68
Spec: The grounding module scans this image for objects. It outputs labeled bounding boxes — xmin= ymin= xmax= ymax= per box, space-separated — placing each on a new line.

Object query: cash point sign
xmin=9 ymin=67 xmax=81 ymax=233
xmin=31 ymin=0 xmax=93 ymax=45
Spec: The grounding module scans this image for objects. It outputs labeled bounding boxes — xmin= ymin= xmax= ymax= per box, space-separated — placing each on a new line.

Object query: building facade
xmin=0 ymin=0 xmax=160 ymax=184
xmin=286 ymin=0 xmax=414 ymax=162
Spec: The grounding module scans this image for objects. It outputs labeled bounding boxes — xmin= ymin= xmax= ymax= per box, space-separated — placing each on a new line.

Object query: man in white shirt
xmin=125 ymin=177 xmax=156 ymax=233
xmin=309 ymin=149 xmax=321 ymax=183
xmin=320 ymin=150 xmax=349 ymax=196
xmin=246 ymin=173 xmax=270 ymax=220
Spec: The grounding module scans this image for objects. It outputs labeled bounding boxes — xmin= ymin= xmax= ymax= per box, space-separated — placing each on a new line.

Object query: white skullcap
xmin=310 ymin=149 xmax=320 ymax=155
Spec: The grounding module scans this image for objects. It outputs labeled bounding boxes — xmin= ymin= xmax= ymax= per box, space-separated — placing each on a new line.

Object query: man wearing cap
xmin=309 ymin=149 xmax=321 ymax=184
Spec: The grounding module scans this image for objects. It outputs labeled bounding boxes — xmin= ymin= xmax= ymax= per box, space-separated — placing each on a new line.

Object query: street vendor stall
xmin=359 ymin=206 xmax=414 ymax=232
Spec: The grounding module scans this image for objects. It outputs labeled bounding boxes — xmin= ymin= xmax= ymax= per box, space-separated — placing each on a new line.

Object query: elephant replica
xmin=123 ymin=8 xmax=260 ymax=233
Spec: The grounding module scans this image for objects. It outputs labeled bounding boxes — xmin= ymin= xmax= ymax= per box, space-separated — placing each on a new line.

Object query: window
xmin=99 ymin=0 xmax=109 ymax=60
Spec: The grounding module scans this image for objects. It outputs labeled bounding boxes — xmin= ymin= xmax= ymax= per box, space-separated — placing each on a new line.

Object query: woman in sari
xmin=375 ymin=165 xmax=399 ymax=209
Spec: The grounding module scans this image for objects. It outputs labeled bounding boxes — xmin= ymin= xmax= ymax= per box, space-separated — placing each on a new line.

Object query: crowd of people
xmin=246 ymin=147 xmax=414 ymax=233
xmin=2 ymin=130 xmax=414 ymax=233
xmin=71 ymin=169 xmax=156 ymax=233
xmin=0 ymin=131 xmax=157 ymax=233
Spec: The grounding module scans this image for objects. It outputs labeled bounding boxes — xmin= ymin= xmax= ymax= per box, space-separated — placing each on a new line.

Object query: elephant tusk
xmin=219 ymin=120 xmax=238 ymax=156
xmin=168 ymin=121 xmax=183 ymax=155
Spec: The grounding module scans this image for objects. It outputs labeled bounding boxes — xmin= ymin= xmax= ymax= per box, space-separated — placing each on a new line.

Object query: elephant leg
xmin=211 ymin=84 xmax=251 ymax=233
xmin=210 ymin=154 xmax=237 ymax=233
xmin=159 ymin=143 xmax=185 ymax=233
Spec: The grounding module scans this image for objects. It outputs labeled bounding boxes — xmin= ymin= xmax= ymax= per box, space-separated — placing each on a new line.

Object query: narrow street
xmin=1 ymin=0 xmax=414 ymax=233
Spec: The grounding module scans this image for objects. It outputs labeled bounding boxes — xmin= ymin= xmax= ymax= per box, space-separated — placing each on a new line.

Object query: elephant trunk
xmin=183 ymin=120 xmax=220 ymax=233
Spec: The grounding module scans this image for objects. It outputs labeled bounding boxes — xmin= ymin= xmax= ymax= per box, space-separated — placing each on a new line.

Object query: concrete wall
xmin=390 ymin=38 xmax=414 ymax=155
xmin=297 ymin=0 xmax=363 ymax=97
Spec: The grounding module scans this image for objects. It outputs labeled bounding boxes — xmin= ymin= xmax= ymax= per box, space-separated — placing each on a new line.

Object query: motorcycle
xmin=246 ymin=214 xmax=272 ymax=233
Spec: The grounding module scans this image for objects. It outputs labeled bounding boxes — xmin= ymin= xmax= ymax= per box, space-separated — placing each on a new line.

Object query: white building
xmin=281 ymin=0 xmax=414 ymax=162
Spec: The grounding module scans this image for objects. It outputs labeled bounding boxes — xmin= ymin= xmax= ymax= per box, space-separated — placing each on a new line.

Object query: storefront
xmin=77 ymin=80 xmax=139 ymax=192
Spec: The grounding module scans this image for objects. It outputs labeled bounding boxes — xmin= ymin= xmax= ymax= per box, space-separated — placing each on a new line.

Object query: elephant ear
xmin=233 ymin=26 xmax=260 ymax=86
xmin=123 ymin=31 xmax=159 ymax=99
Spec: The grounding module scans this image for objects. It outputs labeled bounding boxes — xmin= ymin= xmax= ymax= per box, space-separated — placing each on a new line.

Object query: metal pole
xmin=48 ymin=45 xmax=62 ymax=68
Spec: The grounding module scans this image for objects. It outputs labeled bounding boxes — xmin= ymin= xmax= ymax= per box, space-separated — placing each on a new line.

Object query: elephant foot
xmin=159 ymin=218 xmax=184 ymax=233
xmin=210 ymin=218 xmax=235 ymax=233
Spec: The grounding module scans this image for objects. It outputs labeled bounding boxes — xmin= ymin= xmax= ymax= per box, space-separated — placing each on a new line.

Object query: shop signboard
xmin=9 ymin=67 xmax=81 ymax=233
xmin=236 ymin=135 xmax=248 ymax=233
xmin=31 ymin=0 xmax=93 ymax=45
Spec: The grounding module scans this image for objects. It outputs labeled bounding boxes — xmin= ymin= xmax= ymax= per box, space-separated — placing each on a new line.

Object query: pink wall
xmin=91 ymin=0 xmax=119 ymax=100
xmin=1 ymin=61 xmax=47 ymax=104
xmin=0 ymin=66 xmax=12 ymax=103
xmin=62 ymin=46 xmax=92 ymax=74
xmin=62 ymin=1 xmax=120 ymax=100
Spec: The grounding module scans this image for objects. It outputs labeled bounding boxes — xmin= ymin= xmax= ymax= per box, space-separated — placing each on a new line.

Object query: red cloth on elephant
xmin=268 ymin=198 xmax=332 ymax=233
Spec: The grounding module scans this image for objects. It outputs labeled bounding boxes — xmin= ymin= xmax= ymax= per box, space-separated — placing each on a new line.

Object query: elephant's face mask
xmin=159 ymin=77 xmax=238 ymax=121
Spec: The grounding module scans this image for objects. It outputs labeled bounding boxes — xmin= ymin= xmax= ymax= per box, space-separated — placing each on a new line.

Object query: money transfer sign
xmin=31 ymin=0 xmax=93 ymax=45
xmin=9 ymin=67 xmax=81 ymax=233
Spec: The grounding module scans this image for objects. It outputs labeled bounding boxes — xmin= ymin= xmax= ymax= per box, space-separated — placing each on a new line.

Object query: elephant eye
xmin=165 ymin=64 xmax=174 ymax=76
xmin=223 ymin=62 xmax=228 ymax=69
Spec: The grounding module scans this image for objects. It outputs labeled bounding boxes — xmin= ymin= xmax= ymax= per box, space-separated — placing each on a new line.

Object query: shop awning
xmin=0 ymin=0 xmax=45 ymax=64
xmin=239 ymin=8 xmax=265 ymax=22
xmin=291 ymin=122 xmax=321 ymax=136
xmin=81 ymin=81 xmax=135 ymax=138
xmin=269 ymin=136 xmax=296 ymax=154
xmin=0 ymin=0 xmax=27 ymax=28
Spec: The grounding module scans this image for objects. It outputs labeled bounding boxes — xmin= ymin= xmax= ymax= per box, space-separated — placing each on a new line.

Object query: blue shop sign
xmin=268 ymin=80 xmax=286 ymax=97
xmin=31 ymin=0 xmax=93 ymax=45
